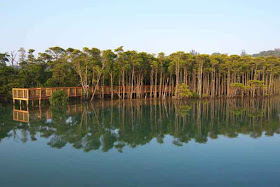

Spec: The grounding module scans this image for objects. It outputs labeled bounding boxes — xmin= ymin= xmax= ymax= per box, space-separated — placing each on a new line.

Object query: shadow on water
xmin=1 ymin=97 xmax=280 ymax=152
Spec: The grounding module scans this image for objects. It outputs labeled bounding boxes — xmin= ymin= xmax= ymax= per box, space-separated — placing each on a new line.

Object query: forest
xmin=1 ymin=46 xmax=280 ymax=101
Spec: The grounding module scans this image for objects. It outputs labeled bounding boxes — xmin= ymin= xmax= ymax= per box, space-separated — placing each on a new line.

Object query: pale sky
xmin=1 ymin=0 xmax=279 ymax=55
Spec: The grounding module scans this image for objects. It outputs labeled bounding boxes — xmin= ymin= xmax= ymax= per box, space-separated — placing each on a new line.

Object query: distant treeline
xmin=1 ymin=47 xmax=280 ymax=101
xmin=252 ymin=48 xmax=280 ymax=57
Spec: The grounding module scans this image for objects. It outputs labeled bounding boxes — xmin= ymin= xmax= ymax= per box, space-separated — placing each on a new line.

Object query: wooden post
xmin=39 ymin=89 xmax=41 ymax=106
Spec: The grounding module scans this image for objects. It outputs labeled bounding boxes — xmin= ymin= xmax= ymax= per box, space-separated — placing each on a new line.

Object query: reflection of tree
xmin=48 ymin=136 xmax=67 ymax=149
xmin=176 ymin=103 xmax=191 ymax=118
xmin=115 ymin=143 xmax=125 ymax=153
xmin=1 ymin=97 xmax=280 ymax=152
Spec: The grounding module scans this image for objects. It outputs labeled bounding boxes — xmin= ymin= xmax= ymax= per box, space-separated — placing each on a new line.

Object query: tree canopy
xmin=1 ymin=47 xmax=280 ymax=101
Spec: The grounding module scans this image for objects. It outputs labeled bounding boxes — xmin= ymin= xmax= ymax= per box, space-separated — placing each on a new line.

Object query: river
xmin=0 ymin=98 xmax=280 ymax=186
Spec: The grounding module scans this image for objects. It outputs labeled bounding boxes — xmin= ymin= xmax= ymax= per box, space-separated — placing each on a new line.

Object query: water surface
xmin=1 ymin=98 xmax=280 ymax=186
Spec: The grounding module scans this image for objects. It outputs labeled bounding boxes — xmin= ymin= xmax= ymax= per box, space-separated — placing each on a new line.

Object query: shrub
xmin=175 ymin=83 xmax=192 ymax=99
xmin=190 ymin=92 xmax=199 ymax=99
xmin=49 ymin=90 xmax=69 ymax=106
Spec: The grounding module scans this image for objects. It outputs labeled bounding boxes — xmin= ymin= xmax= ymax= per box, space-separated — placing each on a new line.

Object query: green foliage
xmin=248 ymin=80 xmax=265 ymax=88
xmin=202 ymin=93 xmax=209 ymax=98
xmin=176 ymin=104 xmax=191 ymax=117
xmin=190 ymin=92 xmax=199 ymax=99
xmin=49 ymin=90 xmax=69 ymax=106
xmin=1 ymin=46 xmax=280 ymax=101
xmin=229 ymin=108 xmax=246 ymax=115
xmin=175 ymin=83 xmax=192 ymax=99
xmin=248 ymin=111 xmax=264 ymax=117
xmin=230 ymin=83 xmax=245 ymax=90
xmin=0 ymin=65 xmax=20 ymax=101
xmin=0 ymin=53 xmax=9 ymax=64
xmin=252 ymin=48 xmax=280 ymax=57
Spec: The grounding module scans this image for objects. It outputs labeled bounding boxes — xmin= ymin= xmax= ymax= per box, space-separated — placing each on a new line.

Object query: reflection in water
xmin=1 ymin=98 xmax=280 ymax=152
xmin=13 ymin=104 xmax=83 ymax=123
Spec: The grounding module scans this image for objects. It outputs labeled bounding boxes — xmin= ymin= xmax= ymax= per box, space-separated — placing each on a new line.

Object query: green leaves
xmin=0 ymin=53 xmax=9 ymax=65
xmin=175 ymin=83 xmax=192 ymax=99
xmin=1 ymin=46 xmax=280 ymax=101
xmin=49 ymin=90 xmax=69 ymax=106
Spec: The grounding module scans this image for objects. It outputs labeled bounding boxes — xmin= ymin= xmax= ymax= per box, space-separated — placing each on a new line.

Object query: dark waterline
xmin=1 ymin=98 xmax=280 ymax=186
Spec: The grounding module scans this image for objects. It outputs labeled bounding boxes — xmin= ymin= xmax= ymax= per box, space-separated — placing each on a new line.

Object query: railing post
xmin=39 ymin=89 xmax=41 ymax=106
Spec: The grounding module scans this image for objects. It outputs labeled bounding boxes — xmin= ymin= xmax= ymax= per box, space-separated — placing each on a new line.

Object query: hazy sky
xmin=1 ymin=0 xmax=279 ymax=55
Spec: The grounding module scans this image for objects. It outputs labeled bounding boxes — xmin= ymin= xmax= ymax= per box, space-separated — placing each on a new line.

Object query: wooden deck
xmin=12 ymin=85 xmax=174 ymax=105
xmin=12 ymin=87 xmax=83 ymax=101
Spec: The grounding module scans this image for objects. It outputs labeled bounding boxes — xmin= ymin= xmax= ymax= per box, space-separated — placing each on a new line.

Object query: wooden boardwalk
xmin=12 ymin=87 xmax=84 ymax=107
xmin=12 ymin=87 xmax=83 ymax=101
xmin=12 ymin=85 xmax=175 ymax=106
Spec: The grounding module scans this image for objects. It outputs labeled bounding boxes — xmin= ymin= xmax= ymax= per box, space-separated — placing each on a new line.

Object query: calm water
xmin=1 ymin=98 xmax=280 ymax=186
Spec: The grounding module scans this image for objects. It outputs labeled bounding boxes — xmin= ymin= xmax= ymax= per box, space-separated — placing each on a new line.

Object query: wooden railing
xmin=12 ymin=86 xmax=175 ymax=100
xmin=13 ymin=87 xmax=83 ymax=100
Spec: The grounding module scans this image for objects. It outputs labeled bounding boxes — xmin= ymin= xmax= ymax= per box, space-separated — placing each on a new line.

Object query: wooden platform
xmin=12 ymin=85 xmax=174 ymax=105
xmin=12 ymin=87 xmax=83 ymax=101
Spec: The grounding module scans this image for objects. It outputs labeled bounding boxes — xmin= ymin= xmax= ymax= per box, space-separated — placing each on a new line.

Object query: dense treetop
xmin=1 ymin=47 xmax=280 ymax=101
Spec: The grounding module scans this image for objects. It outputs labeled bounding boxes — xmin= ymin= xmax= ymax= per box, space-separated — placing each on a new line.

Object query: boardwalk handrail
xmin=13 ymin=87 xmax=83 ymax=100
xmin=13 ymin=86 xmax=175 ymax=99
xmin=12 ymin=85 xmax=175 ymax=108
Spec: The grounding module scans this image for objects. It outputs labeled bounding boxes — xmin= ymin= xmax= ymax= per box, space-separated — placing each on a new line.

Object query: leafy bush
xmin=190 ymin=92 xmax=199 ymax=99
xmin=49 ymin=90 xmax=69 ymax=106
xmin=175 ymin=83 xmax=192 ymax=99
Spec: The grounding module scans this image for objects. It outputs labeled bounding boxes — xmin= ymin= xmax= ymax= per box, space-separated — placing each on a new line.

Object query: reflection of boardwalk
xmin=13 ymin=109 xmax=29 ymax=123
xmin=13 ymin=104 xmax=83 ymax=123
